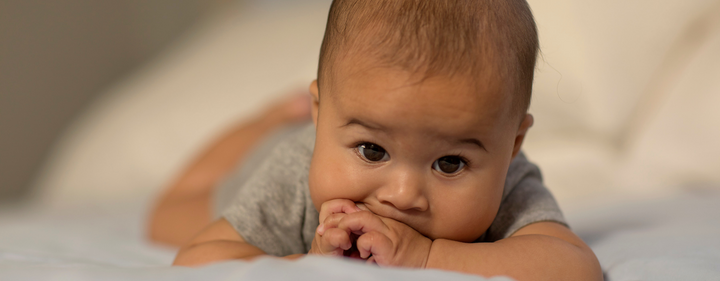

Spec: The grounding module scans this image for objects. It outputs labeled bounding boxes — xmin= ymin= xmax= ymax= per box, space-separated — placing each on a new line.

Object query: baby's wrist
xmin=424 ymin=238 xmax=448 ymax=269
xmin=422 ymin=239 xmax=434 ymax=269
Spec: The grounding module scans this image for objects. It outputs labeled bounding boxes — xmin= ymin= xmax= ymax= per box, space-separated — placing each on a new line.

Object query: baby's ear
xmin=511 ymin=114 xmax=534 ymax=159
xmin=309 ymin=80 xmax=320 ymax=127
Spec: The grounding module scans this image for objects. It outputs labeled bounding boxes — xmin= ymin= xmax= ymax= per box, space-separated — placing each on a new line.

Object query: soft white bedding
xmin=0 ymin=199 xmax=507 ymax=281
xmin=568 ymin=190 xmax=720 ymax=280
xmin=2 ymin=191 xmax=719 ymax=280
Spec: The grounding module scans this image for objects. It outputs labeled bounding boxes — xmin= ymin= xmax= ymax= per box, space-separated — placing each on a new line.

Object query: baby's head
xmin=308 ymin=0 xmax=538 ymax=242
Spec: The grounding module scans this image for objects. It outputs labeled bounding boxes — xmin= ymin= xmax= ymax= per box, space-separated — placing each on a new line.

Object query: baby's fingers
xmin=319 ymin=199 xmax=362 ymax=222
xmin=322 ymin=228 xmax=353 ymax=252
xmin=317 ymin=212 xmax=347 ymax=235
xmin=337 ymin=211 xmax=388 ymax=236
xmin=357 ymin=231 xmax=393 ymax=262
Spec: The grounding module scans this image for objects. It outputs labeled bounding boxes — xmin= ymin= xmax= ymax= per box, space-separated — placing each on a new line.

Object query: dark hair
xmin=318 ymin=0 xmax=539 ymax=116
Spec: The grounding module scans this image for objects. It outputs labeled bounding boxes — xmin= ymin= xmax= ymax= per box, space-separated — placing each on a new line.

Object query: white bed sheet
xmin=0 ymin=198 xmax=506 ymax=281
xmin=2 ymin=190 xmax=719 ymax=280
xmin=567 ymin=190 xmax=720 ymax=280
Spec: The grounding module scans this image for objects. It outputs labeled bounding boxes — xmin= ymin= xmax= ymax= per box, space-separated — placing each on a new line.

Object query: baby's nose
xmin=376 ymin=170 xmax=429 ymax=212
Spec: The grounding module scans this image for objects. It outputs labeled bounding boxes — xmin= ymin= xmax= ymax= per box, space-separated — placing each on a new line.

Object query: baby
xmin=155 ymin=0 xmax=601 ymax=279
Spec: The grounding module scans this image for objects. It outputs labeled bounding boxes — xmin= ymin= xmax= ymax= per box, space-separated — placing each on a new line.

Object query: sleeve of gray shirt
xmin=221 ymin=125 xmax=318 ymax=257
xmin=481 ymin=151 xmax=568 ymax=242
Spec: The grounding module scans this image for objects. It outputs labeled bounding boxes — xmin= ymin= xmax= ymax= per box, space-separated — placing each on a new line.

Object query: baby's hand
xmin=337 ymin=211 xmax=433 ymax=268
xmin=308 ymin=199 xmax=362 ymax=256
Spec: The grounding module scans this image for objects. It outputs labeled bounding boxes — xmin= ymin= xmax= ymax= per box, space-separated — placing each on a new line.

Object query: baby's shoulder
xmin=502 ymin=151 xmax=542 ymax=197
xmin=267 ymin=123 xmax=315 ymax=164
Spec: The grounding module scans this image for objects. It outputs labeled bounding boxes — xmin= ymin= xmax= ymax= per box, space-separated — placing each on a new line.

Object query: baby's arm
xmin=173 ymin=218 xmax=265 ymax=266
xmin=173 ymin=218 xmax=303 ymax=266
xmin=174 ymin=199 xmax=361 ymax=266
xmin=331 ymin=211 xmax=600 ymax=280
xmin=426 ymin=222 xmax=602 ymax=281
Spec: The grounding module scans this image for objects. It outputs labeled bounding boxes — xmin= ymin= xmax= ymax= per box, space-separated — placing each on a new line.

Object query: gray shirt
xmin=218 ymin=123 xmax=566 ymax=257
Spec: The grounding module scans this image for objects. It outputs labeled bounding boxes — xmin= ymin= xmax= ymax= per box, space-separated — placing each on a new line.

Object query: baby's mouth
xmin=355 ymin=202 xmax=372 ymax=213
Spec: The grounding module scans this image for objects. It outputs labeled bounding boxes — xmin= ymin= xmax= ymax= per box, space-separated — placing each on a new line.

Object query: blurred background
xmin=0 ymin=0 xmax=222 ymax=200
xmin=1 ymin=0 xmax=719 ymax=213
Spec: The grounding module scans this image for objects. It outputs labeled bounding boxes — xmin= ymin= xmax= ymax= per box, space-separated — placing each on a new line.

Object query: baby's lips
xmin=354 ymin=202 xmax=370 ymax=212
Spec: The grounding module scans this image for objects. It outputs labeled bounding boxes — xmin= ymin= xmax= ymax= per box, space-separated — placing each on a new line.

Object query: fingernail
xmin=317 ymin=223 xmax=325 ymax=234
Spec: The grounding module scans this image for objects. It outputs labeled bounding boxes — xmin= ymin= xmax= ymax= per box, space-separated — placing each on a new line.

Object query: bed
xmin=2 ymin=188 xmax=719 ymax=280
xmin=4 ymin=0 xmax=720 ymax=280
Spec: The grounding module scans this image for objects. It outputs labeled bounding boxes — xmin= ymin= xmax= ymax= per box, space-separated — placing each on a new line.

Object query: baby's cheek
xmin=435 ymin=211 xmax=494 ymax=242
xmin=309 ymin=151 xmax=362 ymax=210
xmin=308 ymin=168 xmax=333 ymax=211
xmin=431 ymin=192 xmax=501 ymax=242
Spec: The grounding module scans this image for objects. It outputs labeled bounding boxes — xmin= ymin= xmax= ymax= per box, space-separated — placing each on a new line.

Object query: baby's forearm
xmin=173 ymin=240 xmax=307 ymax=266
xmin=173 ymin=240 xmax=267 ymax=266
xmin=426 ymin=235 xmax=602 ymax=281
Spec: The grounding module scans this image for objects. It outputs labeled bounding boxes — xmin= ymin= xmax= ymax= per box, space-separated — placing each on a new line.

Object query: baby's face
xmin=308 ymin=62 xmax=529 ymax=242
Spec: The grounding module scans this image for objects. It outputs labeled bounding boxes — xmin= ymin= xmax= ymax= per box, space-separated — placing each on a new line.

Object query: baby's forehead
xmin=327 ymin=65 xmax=517 ymax=133
xmin=330 ymin=59 xmax=511 ymax=106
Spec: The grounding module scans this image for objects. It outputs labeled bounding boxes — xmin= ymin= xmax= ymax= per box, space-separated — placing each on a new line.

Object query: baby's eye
xmin=357 ymin=143 xmax=389 ymax=162
xmin=432 ymin=156 xmax=466 ymax=175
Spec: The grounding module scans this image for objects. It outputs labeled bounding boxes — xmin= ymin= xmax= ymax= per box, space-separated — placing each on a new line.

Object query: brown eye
xmin=357 ymin=143 xmax=389 ymax=162
xmin=432 ymin=156 xmax=466 ymax=175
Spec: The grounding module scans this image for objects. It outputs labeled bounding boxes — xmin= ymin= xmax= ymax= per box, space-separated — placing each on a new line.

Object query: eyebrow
xmin=343 ymin=118 xmax=488 ymax=152
xmin=341 ymin=118 xmax=385 ymax=131
xmin=458 ymin=138 xmax=488 ymax=152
